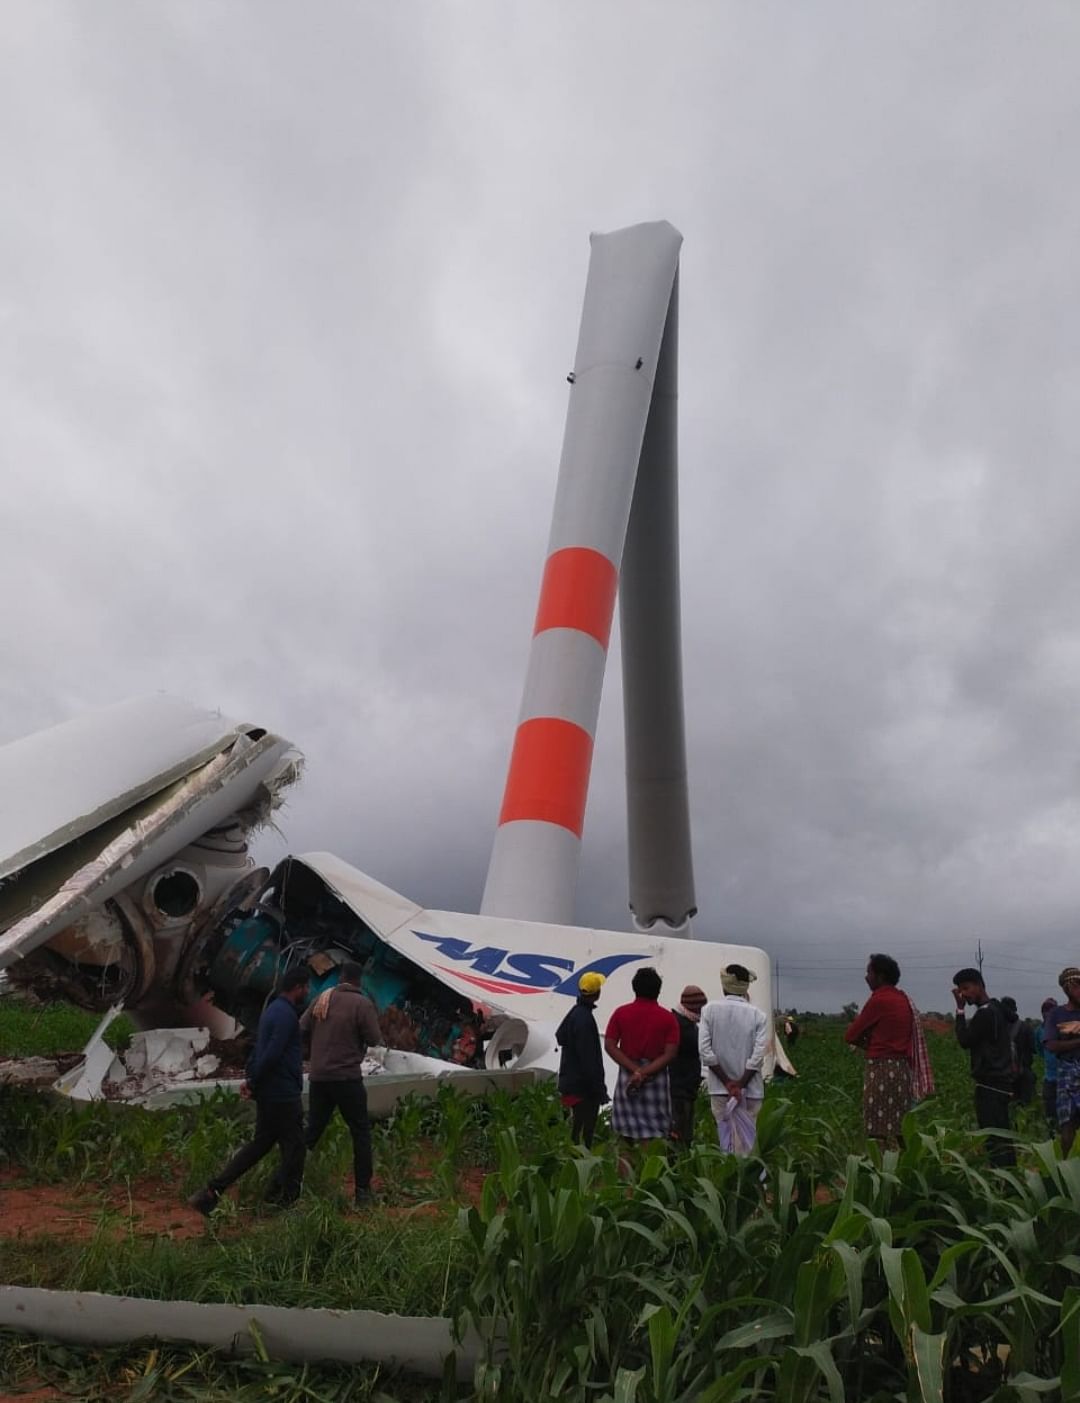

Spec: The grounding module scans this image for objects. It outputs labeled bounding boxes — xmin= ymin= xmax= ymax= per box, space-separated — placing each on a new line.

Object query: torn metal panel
xmin=0 ymin=696 xmax=266 ymax=881
xmin=52 ymin=1004 xmax=124 ymax=1099
xmin=0 ymin=1287 xmax=483 ymax=1381
xmin=0 ymin=738 xmax=298 ymax=970
xmin=0 ymin=699 xmax=301 ymax=1026
xmin=107 ymin=1027 xmax=218 ymax=1089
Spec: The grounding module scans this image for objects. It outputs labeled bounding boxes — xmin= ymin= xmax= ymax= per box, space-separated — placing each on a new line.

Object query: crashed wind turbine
xmin=0 ymin=223 xmax=789 ymax=1103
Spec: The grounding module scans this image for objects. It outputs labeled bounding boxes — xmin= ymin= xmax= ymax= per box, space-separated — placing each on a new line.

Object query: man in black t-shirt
xmin=1000 ymin=996 xmax=1035 ymax=1106
xmin=952 ymin=967 xmax=1015 ymax=1168
xmin=669 ymin=985 xmax=708 ymax=1148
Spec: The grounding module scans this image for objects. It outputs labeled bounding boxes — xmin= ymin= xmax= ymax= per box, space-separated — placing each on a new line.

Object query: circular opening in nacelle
xmin=151 ymin=870 xmax=200 ymax=919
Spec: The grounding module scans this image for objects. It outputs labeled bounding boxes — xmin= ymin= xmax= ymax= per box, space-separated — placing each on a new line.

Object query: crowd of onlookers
xmin=554 ymin=963 xmax=769 ymax=1156
xmin=185 ymin=951 xmax=1073 ymax=1217
xmin=843 ymin=954 xmax=1080 ymax=1166
xmin=187 ymin=958 xmax=777 ymax=1214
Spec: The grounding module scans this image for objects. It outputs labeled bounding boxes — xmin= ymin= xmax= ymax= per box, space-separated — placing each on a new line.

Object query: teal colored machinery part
xmin=305 ymin=966 xmax=341 ymax=1005
xmin=206 ymin=913 xmax=367 ymax=1017
xmin=203 ymin=910 xmax=477 ymax=1060
xmin=205 ymin=914 xmax=284 ymax=1003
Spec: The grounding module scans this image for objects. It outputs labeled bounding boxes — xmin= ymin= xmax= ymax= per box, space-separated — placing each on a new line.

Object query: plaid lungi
xmin=1057 ymin=1057 xmax=1080 ymax=1126
xmin=863 ymin=1056 xmax=913 ymax=1141
xmin=611 ymin=1063 xmax=672 ymax=1141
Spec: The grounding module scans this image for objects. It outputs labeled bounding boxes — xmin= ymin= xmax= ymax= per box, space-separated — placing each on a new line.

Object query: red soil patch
xmin=101 ymin=1176 xmax=208 ymax=1239
xmin=0 ymin=1144 xmax=488 ymax=1244
xmin=395 ymin=1146 xmax=488 ymax=1204
xmin=0 ymin=1169 xmax=204 ymax=1242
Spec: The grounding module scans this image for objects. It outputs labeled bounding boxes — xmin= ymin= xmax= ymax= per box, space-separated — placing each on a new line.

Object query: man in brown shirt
xmin=300 ymin=961 xmax=383 ymax=1205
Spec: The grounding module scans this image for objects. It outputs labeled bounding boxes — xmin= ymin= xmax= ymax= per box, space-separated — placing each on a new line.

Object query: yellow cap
xmin=578 ymin=971 xmax=606 ymax=995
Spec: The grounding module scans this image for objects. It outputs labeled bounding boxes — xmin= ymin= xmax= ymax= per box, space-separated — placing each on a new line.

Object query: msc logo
xmin=411 ymin=932 xmax=646 ymax=998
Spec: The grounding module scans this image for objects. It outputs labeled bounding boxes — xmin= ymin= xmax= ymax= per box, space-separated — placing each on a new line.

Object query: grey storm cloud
xmin=3 ymin=2 xmax=1080 ymax=1016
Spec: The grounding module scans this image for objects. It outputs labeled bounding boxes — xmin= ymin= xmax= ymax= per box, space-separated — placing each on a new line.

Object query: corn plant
xmin=453 ymin=1111 xmax=1080 ymax=1401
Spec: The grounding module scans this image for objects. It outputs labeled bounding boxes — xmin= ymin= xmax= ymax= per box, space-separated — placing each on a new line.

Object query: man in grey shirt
xmin=300 ymin=960 xmax=383 ymax=1206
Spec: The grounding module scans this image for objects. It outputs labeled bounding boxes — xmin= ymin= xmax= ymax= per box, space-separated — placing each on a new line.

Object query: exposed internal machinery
xmin=194 ymin=858 xmax=486 ymax=1065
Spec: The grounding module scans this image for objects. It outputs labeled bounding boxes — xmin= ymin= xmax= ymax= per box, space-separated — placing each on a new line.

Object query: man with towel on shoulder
xmin=300 ymin=961 xmax=383 ymax=1207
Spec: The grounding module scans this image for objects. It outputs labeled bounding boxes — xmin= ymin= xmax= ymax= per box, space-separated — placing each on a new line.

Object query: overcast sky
xmin=4 ymin=3 xmax=1080 ymax=1015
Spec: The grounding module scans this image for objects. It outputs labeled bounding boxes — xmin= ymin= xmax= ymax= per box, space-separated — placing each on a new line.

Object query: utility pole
xmin=776 ymin=959 xmax=781 ymax=1014
xmin=977 ymin=940 xmax=984 ymax=976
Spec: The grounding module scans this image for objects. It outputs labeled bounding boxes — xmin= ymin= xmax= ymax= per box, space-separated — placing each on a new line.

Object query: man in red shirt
xmin=844 ymin=953 xmax=923 ymax=1148
xmin=604 ymin=967 xmax=680 ymax=1145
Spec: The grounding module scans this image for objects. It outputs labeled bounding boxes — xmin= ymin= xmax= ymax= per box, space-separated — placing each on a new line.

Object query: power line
xmin=767 ymin=945 xmax=1080 ymax=962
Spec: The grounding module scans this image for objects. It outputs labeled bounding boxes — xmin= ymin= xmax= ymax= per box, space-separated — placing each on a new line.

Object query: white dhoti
xmin=710 ymin=1094 xmax=763 ymax=1156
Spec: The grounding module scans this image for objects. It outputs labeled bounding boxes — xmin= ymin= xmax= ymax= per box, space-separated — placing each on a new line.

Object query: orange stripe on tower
xmin=533 ymin=547 xmax=619 ymax=649
xmin=498 ymin=716 xmax=594 ymax=837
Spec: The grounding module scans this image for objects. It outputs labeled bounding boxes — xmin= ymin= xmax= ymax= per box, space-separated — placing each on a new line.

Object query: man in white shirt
xmin=697 ymin=963 xmax=768 ymax=1155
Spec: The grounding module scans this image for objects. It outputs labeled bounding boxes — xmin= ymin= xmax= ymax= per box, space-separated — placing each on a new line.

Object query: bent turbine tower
xmin=482 ymin=221 xmax=696 ymax=935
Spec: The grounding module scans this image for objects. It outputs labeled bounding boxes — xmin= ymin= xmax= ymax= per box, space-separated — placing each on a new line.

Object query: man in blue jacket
xmin=188 ymin=966 xmax=310 ymax=1215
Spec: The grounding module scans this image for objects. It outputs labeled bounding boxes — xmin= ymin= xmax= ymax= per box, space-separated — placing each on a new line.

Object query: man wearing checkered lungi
xmin=604 ymin=967 xmax=680 ymax=1143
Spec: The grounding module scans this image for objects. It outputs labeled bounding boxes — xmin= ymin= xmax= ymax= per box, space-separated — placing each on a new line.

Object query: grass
xmin=0 ymin=1202 xmax=463 ymax=1314
xmin=0 ymin=993 xmax=134 ymax=1057
xmin=0 ymin=1329 xmax=445 ymax=1401
xmin=0 ymin=1014 xmax=1070 ymax=1400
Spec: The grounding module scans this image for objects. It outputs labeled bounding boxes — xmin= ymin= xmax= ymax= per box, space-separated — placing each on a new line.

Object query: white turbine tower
xmin=482 ymin=221 xmax=696 ymax=936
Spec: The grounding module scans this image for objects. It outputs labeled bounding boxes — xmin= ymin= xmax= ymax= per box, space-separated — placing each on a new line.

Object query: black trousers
xmin=566 ymin=1098 xmax=600 ymax=1148
xmin=670 ymin=1093 xmax=697 ymax=1149
xmin=210 ymin=1096 xmax=305 ymax=1202
xmin=308 ymin=1079 xmax=373 ymax=1195
xmin=974 ymin=1084 xmax=1015 ymax=1167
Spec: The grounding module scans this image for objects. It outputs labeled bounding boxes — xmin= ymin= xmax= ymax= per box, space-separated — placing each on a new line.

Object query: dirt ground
xmin=0 ymin=1169 xmax=205 ymax=1242
xmin=0 ymin=1144 xmax=488 ymax=1243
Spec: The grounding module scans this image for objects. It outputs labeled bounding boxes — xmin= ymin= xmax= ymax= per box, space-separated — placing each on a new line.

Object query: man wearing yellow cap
xmin=555 ymin=971 xmax=609 ymax=1148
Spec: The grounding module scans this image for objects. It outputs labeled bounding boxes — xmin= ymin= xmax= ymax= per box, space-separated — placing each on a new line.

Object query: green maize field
xmin=0 ymin=1004 xmax=1073 ymax=1401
